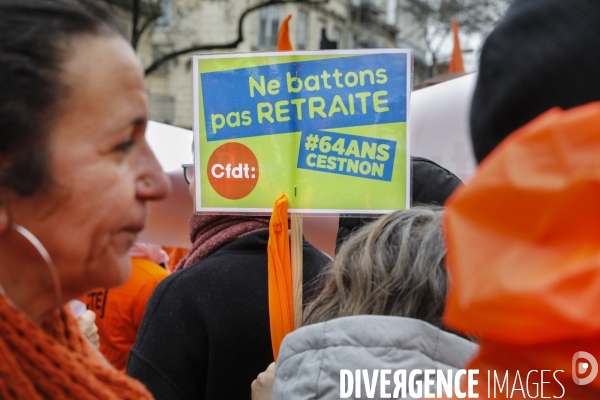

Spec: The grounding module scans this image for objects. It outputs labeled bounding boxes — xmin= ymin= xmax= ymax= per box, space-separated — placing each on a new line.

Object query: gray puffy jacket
xmin=273 ymin=315 xmax=477 ymax=400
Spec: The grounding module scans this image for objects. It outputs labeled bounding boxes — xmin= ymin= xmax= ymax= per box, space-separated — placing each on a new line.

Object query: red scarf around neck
xmin=175 ymin=214 xmax=270 ymax=271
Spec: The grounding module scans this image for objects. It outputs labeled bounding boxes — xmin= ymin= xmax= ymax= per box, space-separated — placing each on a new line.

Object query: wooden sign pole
xmin=291 ymin=213 xmax=303 ymax=330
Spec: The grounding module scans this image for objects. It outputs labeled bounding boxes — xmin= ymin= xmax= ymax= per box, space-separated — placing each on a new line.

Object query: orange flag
xmin=277 ymin=14 xmax=293 ymax=51
xmin=267 ymin=14 xmax=295 ymax=361
xmin=267 ymin=194 xmax=294 ymax=360
xmin=266 ymin=15 xmax=295 ymax=361
xmin=448 ymin=19 xmax=465 ymax=73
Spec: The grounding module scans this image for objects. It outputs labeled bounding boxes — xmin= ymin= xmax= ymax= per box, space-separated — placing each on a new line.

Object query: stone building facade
xmin=118 ymin=0 xmax=428 ymax=128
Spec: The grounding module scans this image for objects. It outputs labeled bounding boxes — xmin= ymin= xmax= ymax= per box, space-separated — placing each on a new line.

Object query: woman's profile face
xmin=9 ymin=34 xmax=170 ymax=297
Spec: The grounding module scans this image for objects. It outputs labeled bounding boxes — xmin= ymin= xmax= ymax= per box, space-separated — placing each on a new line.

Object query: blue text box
xmin=200 ymin=53 xmax=408 ymax=141
xmin=297 ymin=131 xmax=397 ymax=181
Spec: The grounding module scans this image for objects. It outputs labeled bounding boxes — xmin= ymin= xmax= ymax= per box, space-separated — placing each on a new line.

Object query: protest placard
xmin=193 ymin=49 xmax=411 ymax=214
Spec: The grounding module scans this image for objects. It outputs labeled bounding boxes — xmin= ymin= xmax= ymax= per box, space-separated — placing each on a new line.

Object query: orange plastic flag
xmin=448 ymin=19 xmax=465 ymax=73
xmin=443 ymin=103 xmax=600 ymax=397
xmin=277 ymin=14 xmax=293 ymax=51
xmin=267 ymin=194 xmax=294 ymax=360
xmin=267 ymin=14 xmax=295 ymax=361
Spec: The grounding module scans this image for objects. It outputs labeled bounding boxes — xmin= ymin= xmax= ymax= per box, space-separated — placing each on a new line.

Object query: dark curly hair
xmin=0 ymin=0 xmax=124 ymax=196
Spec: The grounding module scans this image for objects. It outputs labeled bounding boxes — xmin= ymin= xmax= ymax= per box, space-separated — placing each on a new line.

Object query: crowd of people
xmin=0 ymin=0 xmax=599 ymax=399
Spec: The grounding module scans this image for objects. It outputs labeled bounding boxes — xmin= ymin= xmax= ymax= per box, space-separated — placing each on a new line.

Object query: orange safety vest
xmin=82 ymin=258 xmax=169 ymax=371
xmin=162 ymin=246 xmax=189 ymax=273
xmin=444 ymin=103 xmax=600 ymax=398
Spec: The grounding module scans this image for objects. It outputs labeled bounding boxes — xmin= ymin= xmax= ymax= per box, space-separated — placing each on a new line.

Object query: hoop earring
xmin=11 ymin=223 xmax=62 ymax=310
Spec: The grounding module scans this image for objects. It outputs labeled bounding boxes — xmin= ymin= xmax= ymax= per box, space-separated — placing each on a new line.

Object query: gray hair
xmin=304 ymin=206 xmax=447 ymax=328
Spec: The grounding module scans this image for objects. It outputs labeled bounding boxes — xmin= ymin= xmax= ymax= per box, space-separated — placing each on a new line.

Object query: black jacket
xmin=127 ymin=230 xmax=330 ymax=400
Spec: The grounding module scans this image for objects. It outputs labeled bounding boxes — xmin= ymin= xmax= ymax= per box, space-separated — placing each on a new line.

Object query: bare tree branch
xmin=432 ymin=26 xmax=451 ymax=54
xmin=400 ymin=0 xmax=512 ymax=72
xmin=143 ymin=0 xmax=328 ymax=76
xmin=131 ymin=0 xmax=140 ymax=48
xmin=132 ymin=0 xmax=164 ymax=50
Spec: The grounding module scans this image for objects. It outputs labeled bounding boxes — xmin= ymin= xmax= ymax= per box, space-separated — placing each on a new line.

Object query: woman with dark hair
xmin=252 ymin=207 xmax=477 ymax=400
xmin=0 ymin=0 xmax=170 ymax=398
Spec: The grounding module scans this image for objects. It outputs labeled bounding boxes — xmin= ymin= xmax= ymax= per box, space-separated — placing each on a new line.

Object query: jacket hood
xmin=446 ymin=102 xmax=600 ymax=344
xmin=444 ymin=103 xmax=600 ymax=395
xmin=273 ymin=315 xmax=476 ymax=399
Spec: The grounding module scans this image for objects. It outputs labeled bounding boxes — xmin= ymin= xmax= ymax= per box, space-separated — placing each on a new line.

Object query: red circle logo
xmin=207 ymin=142 xmax=259 ymax=200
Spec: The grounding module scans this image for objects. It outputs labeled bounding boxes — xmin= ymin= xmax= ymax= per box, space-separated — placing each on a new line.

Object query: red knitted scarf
xmin=175 ymin=214 xmax=270 ymax=271
xmin=0 ymin=296 xmax=152 ymax=400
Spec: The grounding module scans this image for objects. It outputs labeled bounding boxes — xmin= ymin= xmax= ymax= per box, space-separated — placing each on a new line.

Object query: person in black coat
xmin=127 ymin=168 xmax=330 ymax=400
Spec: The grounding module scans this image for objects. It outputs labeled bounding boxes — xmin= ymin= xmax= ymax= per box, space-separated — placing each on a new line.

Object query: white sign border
xmin=192 ymin=49 xmax=412 ymax=215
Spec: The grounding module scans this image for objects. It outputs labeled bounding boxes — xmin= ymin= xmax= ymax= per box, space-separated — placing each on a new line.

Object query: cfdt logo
xmin=572 ymin=351 xmax=598 ymax=385
xmin=207 ymin=142 xmax=259 ymax=200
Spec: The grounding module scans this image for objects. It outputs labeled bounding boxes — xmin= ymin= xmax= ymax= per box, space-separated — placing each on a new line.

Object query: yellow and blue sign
xmin=193 ymin=50 xmax=411 ymax=213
